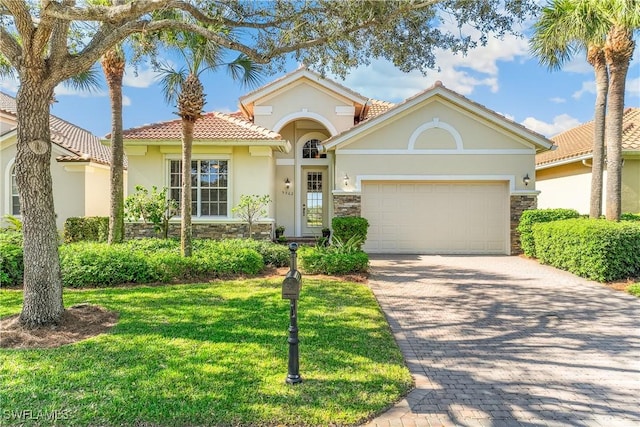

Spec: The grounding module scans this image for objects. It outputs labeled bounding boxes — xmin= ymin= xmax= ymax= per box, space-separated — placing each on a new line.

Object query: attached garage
xmin=323 ymin=81 xmax=555 ymax=256
xmin=362 ymin=181 xmax=509 ymax=254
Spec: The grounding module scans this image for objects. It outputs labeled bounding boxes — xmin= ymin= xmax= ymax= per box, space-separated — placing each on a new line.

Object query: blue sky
xmin=1 ymin=27 xmax=639 ymax=139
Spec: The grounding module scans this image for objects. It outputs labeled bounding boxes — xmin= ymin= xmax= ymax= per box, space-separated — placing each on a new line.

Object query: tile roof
xmin=122 ymin=111 xmax=282 ymax=140
xmin=0 ymin=91 xmax=113 ymax=166
xmin=536 ymin=107 xmax=640 ymax=166
xmin=363 ymin=99 xmax=395 ymax=120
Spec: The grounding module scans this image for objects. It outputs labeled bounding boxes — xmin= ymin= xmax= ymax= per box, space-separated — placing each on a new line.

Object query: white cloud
xmin=626 ymin=77 xmax=640 ymax=98
xmin=550 ymin=97 xmax=566 ymax=104
xmin=561 ymin=55 xmax=593 ymax=74
xmin=0 ymin=74 xmax=19 ymax=93
xmin=123 ymin=64 xmax=163 ymax=88
xmin=572 ymin=80 xmax=596 ymax=99
xmin=54 ymin=84 xmax=107 ymax=98
xmin=521 ymin=114 xmax=581 ymax=137
xmin=122 ymin=95 xmax=132 ymax=107
xmin=332 ymin=32 xmax=530 ymax=101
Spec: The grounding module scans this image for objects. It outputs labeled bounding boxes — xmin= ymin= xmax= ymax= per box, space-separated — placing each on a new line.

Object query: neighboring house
xmin=536 ymin=108 xmax=640 ymax=215
xmin=122 ymin=67 xmax=554 ymax=254
xmin=0 ymin=91 xmax=117 ymax=230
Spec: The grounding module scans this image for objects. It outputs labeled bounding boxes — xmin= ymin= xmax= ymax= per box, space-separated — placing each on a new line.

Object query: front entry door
xmin=302 ymin=169 xmax=326 ymax=236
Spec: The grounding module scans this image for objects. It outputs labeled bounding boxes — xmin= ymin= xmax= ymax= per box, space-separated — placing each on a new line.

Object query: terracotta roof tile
xmin=536 ymin=107 xmax=640 ymax=166
xmin=122 ymin=111 xmax=282 ymax=140
xmin=364 ymin=99 xmax=395 ymax=120
xmin=0 ymin=91 xmax=114 ymax=166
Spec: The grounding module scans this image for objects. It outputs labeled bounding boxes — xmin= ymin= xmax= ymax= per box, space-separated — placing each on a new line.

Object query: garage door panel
xmin=362 ymin=181 xmax=508 ymax=254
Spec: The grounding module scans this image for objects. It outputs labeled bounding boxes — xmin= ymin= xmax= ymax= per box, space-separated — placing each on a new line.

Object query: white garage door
xmin=362 ymin=181 xmax=509 ymax=254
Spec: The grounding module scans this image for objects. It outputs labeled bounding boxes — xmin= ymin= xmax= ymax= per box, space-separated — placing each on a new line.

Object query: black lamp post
xmin=282 ymin=242 xmax=302 ymax=384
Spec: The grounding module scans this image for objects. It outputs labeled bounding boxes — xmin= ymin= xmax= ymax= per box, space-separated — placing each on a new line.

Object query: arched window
xmin=302 ymin=139 xmax=326 ymax=158
xmin=10 ymin=165 xmax=20 ymax=215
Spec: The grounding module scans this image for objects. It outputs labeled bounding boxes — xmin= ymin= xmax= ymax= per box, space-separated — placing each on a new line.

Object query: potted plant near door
xmin=275 ymin=225 xmax=285 ymax=239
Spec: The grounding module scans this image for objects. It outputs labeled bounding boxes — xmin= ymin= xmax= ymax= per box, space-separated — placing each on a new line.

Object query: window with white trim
xmin=10 ymin=165 xmax=20 ymax=215
xmin=169 ymin=159 xmax=228 ymax=217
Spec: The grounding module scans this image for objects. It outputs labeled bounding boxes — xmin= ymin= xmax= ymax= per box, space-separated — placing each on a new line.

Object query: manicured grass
xmin=0 ymin=278 xmax=412 ymax=426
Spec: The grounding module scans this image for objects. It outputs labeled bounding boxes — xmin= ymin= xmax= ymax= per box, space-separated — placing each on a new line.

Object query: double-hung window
xmin=169 ymin=159 xmax=228 ymax=217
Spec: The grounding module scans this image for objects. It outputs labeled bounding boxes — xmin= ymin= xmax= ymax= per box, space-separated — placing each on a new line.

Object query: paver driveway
xmin=362 ymin=255 xmax=640 ymax=427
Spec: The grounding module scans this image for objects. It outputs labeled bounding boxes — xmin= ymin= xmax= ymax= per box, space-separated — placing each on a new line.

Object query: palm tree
xmin=156 ymin=33 xmax=262 ymax=257
xmin=101 ymin=45 xmax=126 ymax=244
xmin=530 ymin=0 xmax=610 ymax=218
xmin=596 ymin=0 xmax=639 ymax=221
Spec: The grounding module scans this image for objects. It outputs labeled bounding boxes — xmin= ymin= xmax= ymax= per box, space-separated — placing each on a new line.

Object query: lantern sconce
xmin=285 ymin=178 xmax=291 ymax=189
xmin=343 ymin=174 xmax=350 ymax=187
xmin=523 ymin=173 xmax=531 ymax=186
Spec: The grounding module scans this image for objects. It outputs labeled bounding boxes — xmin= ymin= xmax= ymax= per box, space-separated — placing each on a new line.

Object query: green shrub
xmin=517 ymin=208 xmax=581 ymax=257
xmin=331 ymin=217 xmax=369 ymax=249
xmin=211 ymin=239 xmax=290 ymax=267
xmin=0 ymin=231 xmax=23 ymax=287
xmin=63 ymin=216 xmax=109 ymax=243
xmin=59 ymin=239 xmax=266 ymax=287
xmin=628 ymin=283 xmax=640 ymax=297
xmin=298 ymin=244 xmax=369 ymax=275
xmin=532 ymin=218 xmax=640 ymax=282
xmin=621 ymin=212 xmax=640 ymax=222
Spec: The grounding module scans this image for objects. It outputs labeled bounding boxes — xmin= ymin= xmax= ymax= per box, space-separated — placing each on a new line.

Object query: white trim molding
xmin=355 ymin=174 xmax=520 ymax=193
xmin=408 ymin=118 xmax=463 ymax=150
xmin=272 ymin=111 xmax=338 ymax=136
xmin=337 ymin=148 xmax=534 ymax=155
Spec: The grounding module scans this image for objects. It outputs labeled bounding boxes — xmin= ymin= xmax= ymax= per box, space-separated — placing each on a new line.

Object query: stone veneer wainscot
xmin=125 ymin=222 xmax=273 ymax=240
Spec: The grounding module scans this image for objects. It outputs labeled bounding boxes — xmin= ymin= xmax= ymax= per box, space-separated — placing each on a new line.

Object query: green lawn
xmin=0 ymin=278 xmax=412 ymax=426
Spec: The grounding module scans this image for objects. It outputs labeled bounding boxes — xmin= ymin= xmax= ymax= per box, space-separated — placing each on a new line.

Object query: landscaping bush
xmin=299 ymin=242 xmax=369 ymax=275
xmin=60 ymin=239 xmax=266 ymax=287
xmin=210 ymin=238 xmax=290 ymax=267
xmin=532 ymin=218 xmax=640 ymax=282
xmin=517 ymin=208 xmax=581 ymax=257
xmin=0 ymin=231 xmax=23 ymax=287
xmin=331 ymin=216 xmax=369 ymax=249
xmin=63 ymin=216 xmax=109 ymax=243
xmin=621 ymin=212 xmax=640 ymax=222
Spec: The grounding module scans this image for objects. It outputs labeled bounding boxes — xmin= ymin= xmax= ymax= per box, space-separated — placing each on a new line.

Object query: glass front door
xmin=302 ymin=169 xmax=325 ymax=235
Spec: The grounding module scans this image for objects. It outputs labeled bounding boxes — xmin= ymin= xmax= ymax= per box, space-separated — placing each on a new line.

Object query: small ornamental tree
xmin=232 ymin=195 xmax=272 ymax=239
xmin=125 ymin=186 xmax=179 ymax=239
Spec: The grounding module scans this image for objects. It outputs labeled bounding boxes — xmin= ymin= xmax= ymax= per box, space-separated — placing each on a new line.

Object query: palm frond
xmin=226 ymin=54 xmax=264 ymax=89
xmin=63 ymin=66 xmax=102 ymax=93
xmin=157 ymin=64 xmax=188 ymax=106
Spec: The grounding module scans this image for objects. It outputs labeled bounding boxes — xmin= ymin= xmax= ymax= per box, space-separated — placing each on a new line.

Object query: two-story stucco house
xmin=122 ymin=67 xmax=554 ymax=255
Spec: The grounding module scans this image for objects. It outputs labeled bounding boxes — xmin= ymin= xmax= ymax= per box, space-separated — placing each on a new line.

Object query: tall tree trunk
xmin=604 ymin=26 xmax=633 ymax=221
xmin=587 ymin=46 xmax=608 ymax=219
xmin=181 ymin=119 xmax=194 ymax=257
xmin=15 ymin=81 xmax=64 ymax=327
xmin=102 ymin=49 xmax=126 ymax=244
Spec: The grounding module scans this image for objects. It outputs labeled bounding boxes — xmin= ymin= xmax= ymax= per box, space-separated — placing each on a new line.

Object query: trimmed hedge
xmin=60 ymin=239 xmax=265 ymax=287
xmin=299 ymin=246 xmax=369 ymax=275
xmin=621 ymin=212 xmax=640 ymax=222
xmin=331 ymin=217 xmax=369 ymax=249
xmin=0 ymin=232 xmax=23 ymax=287
xmin=63 ymin=216 xmax=109 ymax=243
xmin=517 ymin=208 xmax=581 ymax=257
xmin=532 ymin=218 xmax=640 ymax=282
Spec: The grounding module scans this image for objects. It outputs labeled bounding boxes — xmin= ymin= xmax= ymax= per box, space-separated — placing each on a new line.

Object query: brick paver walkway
xmin=362 ymin=255 xmax=640 ymax=427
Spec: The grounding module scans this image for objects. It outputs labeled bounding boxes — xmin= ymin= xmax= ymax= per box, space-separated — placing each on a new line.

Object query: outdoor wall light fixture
xmin=343 ymin=174 xmax=350 ymax=187
xmin=523 ymin=173 xmax=531 ymax=186
xmin=285 ymin=178 xmax=291 ymax=189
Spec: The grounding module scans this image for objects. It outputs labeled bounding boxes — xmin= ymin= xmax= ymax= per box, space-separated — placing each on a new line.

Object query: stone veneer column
xmin=510 ymin=194 xmax=537 ymax=255
xmin=332 ymin=193 xmax=362 ymax=217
